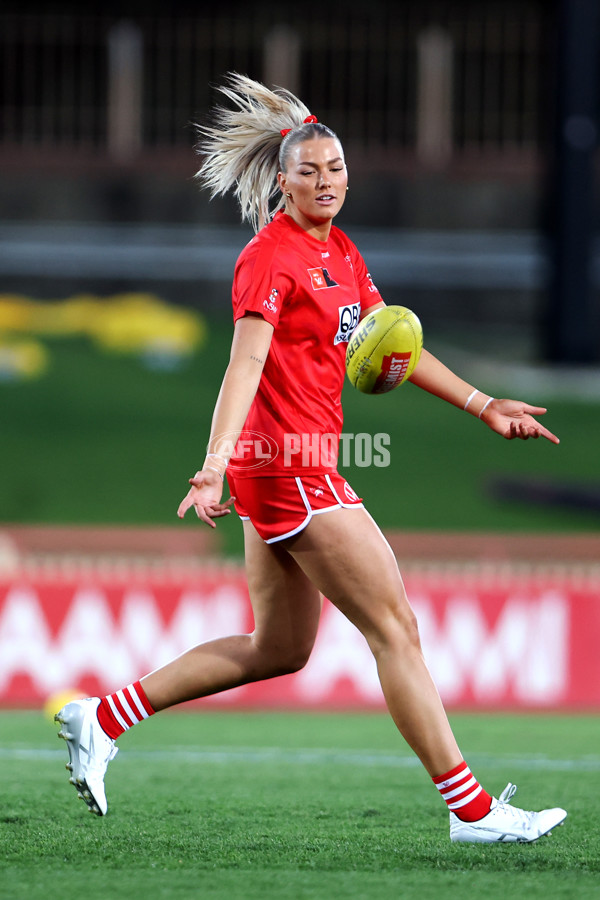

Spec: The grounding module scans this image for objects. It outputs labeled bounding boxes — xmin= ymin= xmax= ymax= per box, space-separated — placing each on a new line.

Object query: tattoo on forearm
xmin=250 ymin=355 xmax=264 ymax=364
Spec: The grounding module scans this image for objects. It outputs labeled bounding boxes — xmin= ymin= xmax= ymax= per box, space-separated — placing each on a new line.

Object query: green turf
xmin=1 ymin=317 xmax=598 ymax=557
xmin=1 ymin=710 xmax=598 ymax=899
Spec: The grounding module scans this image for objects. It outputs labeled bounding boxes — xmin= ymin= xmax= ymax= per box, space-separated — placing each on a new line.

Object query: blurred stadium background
xmin=0 ymin=0 xmax=599 ymax=713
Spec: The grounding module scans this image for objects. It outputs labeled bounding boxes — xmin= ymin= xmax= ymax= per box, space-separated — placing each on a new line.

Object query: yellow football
xmin=345 ymin=305 xmax=423 ymax=394
xmin=43 ymin=687 xmax=86 ymax=722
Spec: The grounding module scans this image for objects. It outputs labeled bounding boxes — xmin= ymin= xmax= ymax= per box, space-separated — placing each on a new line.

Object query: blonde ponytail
xmin=194 ymin=72 xmax=337 ymax=232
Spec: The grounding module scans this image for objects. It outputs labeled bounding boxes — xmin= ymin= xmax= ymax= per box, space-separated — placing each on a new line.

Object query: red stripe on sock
xmin=96 ymin=682 xmax=155 ymax=741
xmin=448 ymin=783 xmax=478 ymax=806
xmin=133 ymin=680 xmax=155 ymax=716
xmin=96 ymin=696 xmax=125 ymax=740
xmin=432 ymin=761 xmax=469 ymax=785
xmin=112 ymin=693 xmax=136 ymax=727
xmin=121 ymin=686 xmax=139 ymax=721
xmin=433 ymin=762 xmax=492 ymax=822
xmin=439 ymin=772 xmax=473 ymax=796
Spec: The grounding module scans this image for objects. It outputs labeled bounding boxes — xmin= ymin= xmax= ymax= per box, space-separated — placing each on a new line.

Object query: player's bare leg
xmin=57 ymin=525 xmax=322 ymax=815
xmin=140 ymin=522 xmax=322 ymax=710
xmin=284 ymin=506 xmax=567 ymax=840
xmin=283 ymin=505 xmax=463 ymax=777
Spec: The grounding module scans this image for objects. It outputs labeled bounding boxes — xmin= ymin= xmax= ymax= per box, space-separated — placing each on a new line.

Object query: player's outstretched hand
xmin=480 ymin=398 xmax=560 ymax=444
xmin=177 ymin=469 xmax=235 ymax=527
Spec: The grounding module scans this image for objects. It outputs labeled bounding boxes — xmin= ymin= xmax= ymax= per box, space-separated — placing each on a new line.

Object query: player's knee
xmin=402 ymin=606 xmax=421 ymax=648
xmin=252 ymin=636 xmax=313 ymax=677
xmin=365 ymin=603 xmax=422 ymax=657
xmin=272 ymin=641 xmax=313 ymax=675
xmin=268 ymin=658 xmax=306 ymax=677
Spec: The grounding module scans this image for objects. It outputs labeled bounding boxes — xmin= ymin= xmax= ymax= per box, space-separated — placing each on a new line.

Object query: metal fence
xmin=0 ymin=2 xmax=547 ymax=168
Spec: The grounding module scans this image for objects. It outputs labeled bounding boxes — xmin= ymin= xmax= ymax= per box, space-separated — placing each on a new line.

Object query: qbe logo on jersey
xmin=333 ymin=303 xmax=360 ymax=345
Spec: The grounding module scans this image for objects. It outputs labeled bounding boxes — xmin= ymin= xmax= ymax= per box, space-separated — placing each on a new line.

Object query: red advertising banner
xmin=0 ymin=566 xmax=599 ymax=709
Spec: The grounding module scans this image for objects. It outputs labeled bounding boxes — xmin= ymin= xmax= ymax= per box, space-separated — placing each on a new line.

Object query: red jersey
xmin=229 ymin=212 xmax=383 ymax=476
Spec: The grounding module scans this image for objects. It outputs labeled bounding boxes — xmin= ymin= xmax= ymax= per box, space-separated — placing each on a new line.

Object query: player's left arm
xmin=408 ymin=348 xmax=560 ymax=444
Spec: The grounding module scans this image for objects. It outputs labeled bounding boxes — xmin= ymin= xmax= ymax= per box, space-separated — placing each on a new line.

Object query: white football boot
xmin=450 ymin=783 xmax=567 ymax=843
xmin=55 ymin=697 xmax=118 ymax=816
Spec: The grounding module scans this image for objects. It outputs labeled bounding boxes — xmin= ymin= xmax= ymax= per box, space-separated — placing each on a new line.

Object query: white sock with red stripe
xmin=432 ymin=761 xmax=492 ymax=822
xmin=96 ymin=680 xmax=155 ymax=740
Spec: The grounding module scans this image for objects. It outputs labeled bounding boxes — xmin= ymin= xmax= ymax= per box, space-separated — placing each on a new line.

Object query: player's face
xmin=278 ymin=137 xmax=348 ymax=235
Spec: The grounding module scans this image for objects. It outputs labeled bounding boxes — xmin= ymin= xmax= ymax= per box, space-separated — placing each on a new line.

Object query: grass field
xmin=2 ymin=319 xmax=599 ymax=557
xmin=1 ymin=709 xmax=599 ymax=899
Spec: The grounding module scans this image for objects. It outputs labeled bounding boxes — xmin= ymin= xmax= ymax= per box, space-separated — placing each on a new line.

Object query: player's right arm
xmin=177 ymin=313 xmax=274 ymax=525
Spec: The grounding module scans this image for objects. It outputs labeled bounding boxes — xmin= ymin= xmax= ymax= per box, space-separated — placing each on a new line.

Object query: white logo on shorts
xmin=343 ymin=482 xmax=359 ymax=502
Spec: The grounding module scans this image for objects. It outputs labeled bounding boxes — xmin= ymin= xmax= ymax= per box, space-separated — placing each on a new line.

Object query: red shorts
xmin=226 ymin=471 xmax=363 ymax=543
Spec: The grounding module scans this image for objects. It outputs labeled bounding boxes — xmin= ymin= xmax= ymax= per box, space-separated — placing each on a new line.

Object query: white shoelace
xmin=495 ymin=783 xmax=536 ymax=826
xmin=498 ymin=783 xmax=518 ymax=804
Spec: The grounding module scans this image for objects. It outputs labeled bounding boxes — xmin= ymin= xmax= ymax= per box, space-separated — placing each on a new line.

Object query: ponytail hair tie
xmin=280 ymin=114 xmax=319 ymax=138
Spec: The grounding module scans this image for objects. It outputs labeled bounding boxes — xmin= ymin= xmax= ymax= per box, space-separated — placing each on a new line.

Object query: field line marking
xmin=2 ymin=746 xmax=600 ymax=771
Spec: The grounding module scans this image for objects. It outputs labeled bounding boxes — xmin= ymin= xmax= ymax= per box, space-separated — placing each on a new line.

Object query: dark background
xmin=1 ymin=0 xmax=598 ymax=362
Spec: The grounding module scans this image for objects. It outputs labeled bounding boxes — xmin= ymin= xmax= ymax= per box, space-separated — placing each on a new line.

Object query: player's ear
xmin=277 ymin=171 xmax=286 ymax=194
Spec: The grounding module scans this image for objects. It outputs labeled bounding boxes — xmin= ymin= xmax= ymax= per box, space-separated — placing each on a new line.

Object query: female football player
xmin=57 ymin=74 xmax=566 ymax=843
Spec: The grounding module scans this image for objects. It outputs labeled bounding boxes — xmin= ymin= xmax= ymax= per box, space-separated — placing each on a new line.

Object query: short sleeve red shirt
xmin=230 ymin=212 xmax=383 ymax=476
